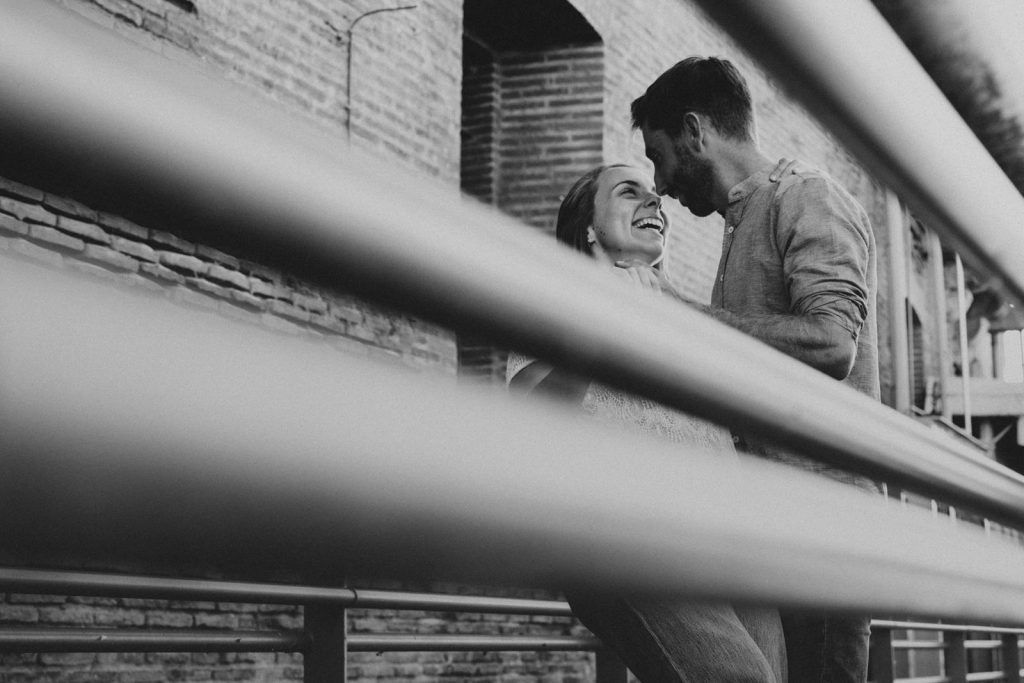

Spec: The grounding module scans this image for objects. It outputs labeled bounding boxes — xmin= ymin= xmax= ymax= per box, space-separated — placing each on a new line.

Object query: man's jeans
xmin=568 ymin=592 xmax=787 ymax=682
xmin=781 ymin=612 xmax=871 ymax=683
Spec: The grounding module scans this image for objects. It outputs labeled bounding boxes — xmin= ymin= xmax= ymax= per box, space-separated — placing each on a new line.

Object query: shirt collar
xmin=724 ymin=166 xmax=774 ymax=226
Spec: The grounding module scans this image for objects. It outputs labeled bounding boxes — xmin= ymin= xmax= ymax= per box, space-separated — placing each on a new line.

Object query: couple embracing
xmin=508 ymin=56 xmax=879 ymax=683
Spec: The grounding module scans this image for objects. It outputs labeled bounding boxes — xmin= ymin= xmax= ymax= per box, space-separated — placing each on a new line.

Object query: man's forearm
xmin=702 ymin=306 xmax=856 ymax=380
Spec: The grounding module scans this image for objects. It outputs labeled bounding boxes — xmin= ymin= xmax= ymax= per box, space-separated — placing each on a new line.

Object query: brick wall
xmin=461 ymin=36 xmax=498 ymax=205
xmin=0 ymin=595 xmax=303 ymax=682
xmin=0 ymin=176 xmax=455 ymax=373
xmin=457 ymin=12 xmax=604 ymax=384
xmin=494 ymin=45 xmax=604 ymax=230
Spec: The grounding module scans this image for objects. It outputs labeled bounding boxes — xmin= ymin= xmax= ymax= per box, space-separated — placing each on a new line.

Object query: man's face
xmin=641 ymin=124 xmax=715 ymax=218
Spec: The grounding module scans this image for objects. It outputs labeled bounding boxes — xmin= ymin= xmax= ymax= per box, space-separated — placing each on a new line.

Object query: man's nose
xmin=653 ymin=171 xmax=668 ymax=196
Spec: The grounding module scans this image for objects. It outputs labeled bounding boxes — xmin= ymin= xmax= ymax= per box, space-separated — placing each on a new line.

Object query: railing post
xmin=1003 ymin=633 xmax=1021 ymax=683
xmin=304 ymin=604 xmax=347 ymax=683
xmin=945 ymin=631 xmax=967 ymax=683
xmin=595 ymin=649 xmax=629 ymax=683
xmin=870 ymin=626 xmax=895 ymax=683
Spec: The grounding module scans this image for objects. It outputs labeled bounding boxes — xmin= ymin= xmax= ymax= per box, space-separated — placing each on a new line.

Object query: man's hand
xmin=769 ymin=157 xmax=802 ymax=182
xmin=613 ymin=259 xmax=662 ymax=292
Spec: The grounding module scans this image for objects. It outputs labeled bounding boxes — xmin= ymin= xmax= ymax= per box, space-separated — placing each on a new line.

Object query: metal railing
xmin=0 ymin=568 xmax=621 ymax=681
xmin=871 ymin=621 xmax=1024 ymax=683
xmin=6 ymin=566 xmax=1024 ymax=683
xmin=3 ymin=1 xmax=1024 ymax=682
xmin=2 ymin=3 xmax=1024 ymax=528
xmin=3 ymin=566 xmax=1022 ymax=683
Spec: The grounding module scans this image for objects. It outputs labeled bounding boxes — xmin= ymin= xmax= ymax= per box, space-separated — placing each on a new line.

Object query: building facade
xmin=3 ymin=0 xmax=1019 ymax=681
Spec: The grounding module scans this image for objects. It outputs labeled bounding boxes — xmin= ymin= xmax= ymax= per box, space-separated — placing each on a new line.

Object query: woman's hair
xmin=555 ymin=164 xmax=630 ymax=257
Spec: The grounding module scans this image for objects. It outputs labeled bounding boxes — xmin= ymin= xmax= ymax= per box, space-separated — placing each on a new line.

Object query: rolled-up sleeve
xmin=773 ymin=177 xmax=871 ymax=340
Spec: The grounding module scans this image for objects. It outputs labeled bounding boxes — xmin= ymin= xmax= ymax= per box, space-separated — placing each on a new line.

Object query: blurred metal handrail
xmin=1 ymin=6 xmax=1024 ymax=529
xmin=0 ymin=567 xmax=572 ymax=616
xmin=3 ymin=257 xmax=1024 ymax=623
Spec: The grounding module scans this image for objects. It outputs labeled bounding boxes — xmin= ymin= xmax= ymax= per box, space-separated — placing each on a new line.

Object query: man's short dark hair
xmin=631 ymin=56 xmax=754 ymax=140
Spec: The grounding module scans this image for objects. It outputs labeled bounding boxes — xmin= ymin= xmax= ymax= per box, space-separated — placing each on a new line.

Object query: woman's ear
xmin=587 ymin=226 xmax=612 ymax=264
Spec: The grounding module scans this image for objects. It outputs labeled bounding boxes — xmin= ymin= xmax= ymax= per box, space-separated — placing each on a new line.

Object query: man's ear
xmin=682 ymin=111 xmax=705 ymax=150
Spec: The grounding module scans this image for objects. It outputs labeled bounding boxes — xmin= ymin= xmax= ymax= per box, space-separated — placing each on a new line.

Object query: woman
xmin=507 ymin=164 xmax=788 ymax=682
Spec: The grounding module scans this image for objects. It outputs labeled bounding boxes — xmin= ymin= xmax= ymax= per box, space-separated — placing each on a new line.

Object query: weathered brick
xmin=99 ymin=212 xmax=149 ymax=240
xmin=290 ymin=291 xmax=328 ymax=314
xmin=207 ymin=263 xmax=250 ymax=290
xmin=0 ymin=605 xmax=38 ymax=623
xmin=121 ymin=599 xmax=169 ymax=609
xmin=249 ymin=276 xmax=278 ymax=299
xmin=0 ymin=213 xmax=28 ymax=237
xmin=92 ymin=608 xmax=146 ymax=627
xmin=0 ymin=197 xmax=55 ymax=225
xmin=147 ymin=610 xmax=193 ymax=628
xmin=329 ymin=300 xmax=364 ymax=324
xmin=140 ymin=261 xmax=186 ymax=285
xmin=169 ymin=600 xmax=217 ymax=610
xmin=159 ymin=251 xmax=208 ymax=275
xmin=0 ymin=176 xmax=44 ymax=201
xmin=258 ymin=613 xmax=302 ymax=630
xmin=344 ymin=323 xmax=379 ymax=343
xmin=0 ymin=652 xmax=38 ymax=665
xmin=267 ymin=299 xmax=311 ymax=323
xmin=228 ymin=288 xmax=267 ymax=310
xmin=216 ymin=602 xmax=260 ymax=613
xmin=196 ymin=244 xmax=241 ymax=270
xmin=39 ymin=652 xmax=96 ymax=667
xmin=309 ymin=311 xmax=347 ymax=334
xmin=150 ymin=229 xmax=195 ymax=255
xmin=194 ymin=612 xmax=239 ymax=629
xmin=56 ymin=214 xmax=111 ymax=245
xmin=238 ymin=260 xmax=278 ymax=281
xmin=83 ymin=244 xmax=141 ymax=272
xmin=27 ymin=224 xmax=84 ymax=252
xmin=43 ymin=193 xmax=98 ymax=222
xmin=189 ymin=276 xmax=231 ymax=300
xmin=38 ymin=605 xmax=95 ymax=625
xmin=111 ymin=235 xmax=158 ymax=262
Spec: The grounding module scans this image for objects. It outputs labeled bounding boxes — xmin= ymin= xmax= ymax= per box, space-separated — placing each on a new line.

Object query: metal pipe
xmin=689 ymin=0 xmax=1024 ymax=307
xmin=349 ymin=589 xmax=571 ymax=616
xmin=0 ymin=629 xmax=597 ymax=655
xmin=956 ymin=254 xmax=974 ymax=433
xmin=869 ymin=1 xmax=1024 ymax=200
xmin=886 ymin=190 xmax=912 ymax=414
xmin=0 ymin=568 xmax=570 ymax=615
xmin=343 ymin=4 xmax=417 ymax=140
xmin=6 ymin=259 xmax=1024 ymax=622
xmin=0 ymin=629 xmax=306 ymax=653
xmin=871 ymin=620 xmax=1024 ymax=635
xmin=346 ymin=635 xmax=602 ymax=652
xmin=1 ymin=5 xmax=1023 ymax=528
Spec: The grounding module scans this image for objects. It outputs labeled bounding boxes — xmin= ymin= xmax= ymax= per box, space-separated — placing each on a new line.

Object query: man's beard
xmin=671 ymin=150 xmax=716 ymax=218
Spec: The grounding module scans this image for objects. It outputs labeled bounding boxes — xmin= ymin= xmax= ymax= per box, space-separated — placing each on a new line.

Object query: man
xmin=631 ymin=56 xmax=880 ymax=682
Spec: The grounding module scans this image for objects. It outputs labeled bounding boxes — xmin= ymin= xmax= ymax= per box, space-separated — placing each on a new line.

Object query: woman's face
xmin=591 ymin=166 xmax=667 ymax=265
